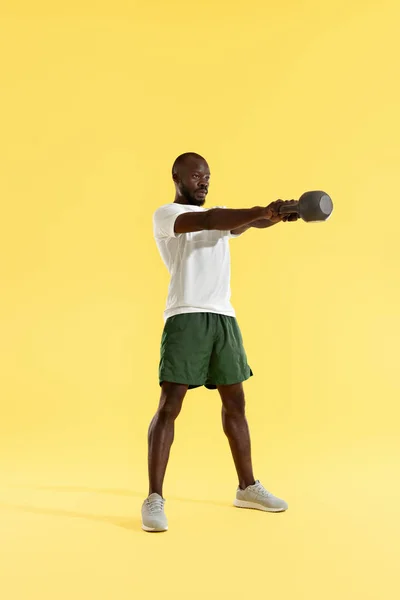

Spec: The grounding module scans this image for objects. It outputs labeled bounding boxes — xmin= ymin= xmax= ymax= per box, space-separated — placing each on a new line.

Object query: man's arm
xmin=230 ymin=201 xmax=299 ymax=235
xmin=231 ymin=219 xmax=277 ymax=236
xmin=174 ymin=206 xmax=273 ymax=234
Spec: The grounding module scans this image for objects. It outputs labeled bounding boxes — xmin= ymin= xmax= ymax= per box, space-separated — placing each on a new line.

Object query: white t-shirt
xmin=153 ymin=203 xmax=239 ymax=322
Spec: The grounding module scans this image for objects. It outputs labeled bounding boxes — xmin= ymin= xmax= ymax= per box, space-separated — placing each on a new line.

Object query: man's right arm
xmin=174 ymin=206 xmax=272 ymax=234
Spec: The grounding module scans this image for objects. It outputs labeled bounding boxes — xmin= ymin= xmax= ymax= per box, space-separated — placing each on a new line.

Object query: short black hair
xmin=172 ymin=152 xmax=206 ymax=176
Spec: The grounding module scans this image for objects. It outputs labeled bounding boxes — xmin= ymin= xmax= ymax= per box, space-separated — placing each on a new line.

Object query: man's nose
xmin=198 ymin=178 xmax=208 ymax=188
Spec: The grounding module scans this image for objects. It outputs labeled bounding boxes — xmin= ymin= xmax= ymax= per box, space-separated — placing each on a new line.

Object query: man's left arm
xmin=230 ymin=200 xmax=298 ymax=235
xmin=231 ymin=219 xmax=277 ymax=235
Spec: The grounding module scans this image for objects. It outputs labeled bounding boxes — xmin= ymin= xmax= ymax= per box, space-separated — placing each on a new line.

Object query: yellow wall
xmin=1 ymin=1 xmax=399 ymax=598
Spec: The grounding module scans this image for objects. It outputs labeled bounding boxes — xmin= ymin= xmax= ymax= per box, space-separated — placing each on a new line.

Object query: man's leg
xmin=147 ymin=381 xmax=188 ymax=497
xmin=218 ymin=381 xmax=288 ymax=512
xmin=218 ymin=382 xmax=256 ymax=490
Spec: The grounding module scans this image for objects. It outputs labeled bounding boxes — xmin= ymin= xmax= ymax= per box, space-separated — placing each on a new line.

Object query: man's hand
xmin=264 ymin=200 xmax=300 ymax=224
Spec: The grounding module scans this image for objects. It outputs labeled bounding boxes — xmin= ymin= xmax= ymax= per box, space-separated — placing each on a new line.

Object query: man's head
xmin=172 ymin=152 xmax=210 ymax=206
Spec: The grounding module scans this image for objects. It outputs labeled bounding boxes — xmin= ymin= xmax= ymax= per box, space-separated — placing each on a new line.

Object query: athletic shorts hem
xmin=159 ymin=368 xmax=253 ymax=390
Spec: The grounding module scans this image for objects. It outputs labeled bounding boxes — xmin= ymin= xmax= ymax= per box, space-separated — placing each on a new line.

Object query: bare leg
xmin=147 ymin=382 xmax=188 ymax=497
xmin=218 ymin=383 xmax=255 ymax=490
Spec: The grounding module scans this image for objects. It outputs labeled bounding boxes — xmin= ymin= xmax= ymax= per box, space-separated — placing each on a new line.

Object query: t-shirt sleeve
xmin=153 ymin=204 xmax=188 ymax=239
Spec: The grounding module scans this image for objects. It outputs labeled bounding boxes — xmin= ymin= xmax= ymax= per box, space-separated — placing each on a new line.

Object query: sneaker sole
xmin=142 ymin=524 xmax=168 ymax=532
xmin=233 ymin=499 xmax=288 ymax=513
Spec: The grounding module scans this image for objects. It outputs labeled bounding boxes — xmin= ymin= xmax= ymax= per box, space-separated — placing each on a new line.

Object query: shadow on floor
xmin=0 ymin=500 xmax=143 ymax=532
xmin=0 ymin=484 xmax=233 ymax=530
xmin=6 ymin=484 xmax=231 ymax=508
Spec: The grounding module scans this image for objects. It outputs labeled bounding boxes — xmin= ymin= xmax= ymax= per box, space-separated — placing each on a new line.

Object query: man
xmin=142 ymin=152 xmax=298 ymax=532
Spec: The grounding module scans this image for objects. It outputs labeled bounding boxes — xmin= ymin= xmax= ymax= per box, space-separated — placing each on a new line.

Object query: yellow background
xmin=1 ymin=0 xmax=399 ymax=598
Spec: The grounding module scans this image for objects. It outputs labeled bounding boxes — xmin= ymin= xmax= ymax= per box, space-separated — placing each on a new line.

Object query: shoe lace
xmin=147 ymin=497 xmax=165 ymax=514
xmin=254 ymin=482 xmax=273 ymax=497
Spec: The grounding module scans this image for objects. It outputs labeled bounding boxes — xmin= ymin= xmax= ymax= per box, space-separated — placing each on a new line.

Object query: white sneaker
xmin=141 ymin=493 xmax=168 ymax=532
xmin=234 ymin=480 xmax=288 ymax=512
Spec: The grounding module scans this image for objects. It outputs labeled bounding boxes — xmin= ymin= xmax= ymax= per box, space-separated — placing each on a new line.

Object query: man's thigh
xmin=159 ymin=313 xmax=216 ymax=388
xmin=206 ymin=316 xmax=253 ymax=387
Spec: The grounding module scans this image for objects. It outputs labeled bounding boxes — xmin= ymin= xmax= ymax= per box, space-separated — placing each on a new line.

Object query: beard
xmin=180 ymin=183 xmax=206 ymax=207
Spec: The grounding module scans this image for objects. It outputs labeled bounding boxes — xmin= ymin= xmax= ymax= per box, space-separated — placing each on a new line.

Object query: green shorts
xmin=159 ymin=312 xmax=253 ymax=390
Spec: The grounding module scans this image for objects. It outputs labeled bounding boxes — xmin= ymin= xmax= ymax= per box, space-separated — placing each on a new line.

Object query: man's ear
xmin=172 ymin=173 xmax=179 ymax=184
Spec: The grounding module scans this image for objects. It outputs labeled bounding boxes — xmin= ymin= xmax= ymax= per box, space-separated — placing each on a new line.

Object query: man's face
xmin=176 ymin=158 xmax=210 ymax=206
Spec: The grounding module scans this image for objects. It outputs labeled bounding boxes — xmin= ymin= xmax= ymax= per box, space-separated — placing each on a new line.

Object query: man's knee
xmin=219 ymin=384 xmax=246 ymax=415
xmin=158 ymin=382 xmax=187 ymax=420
